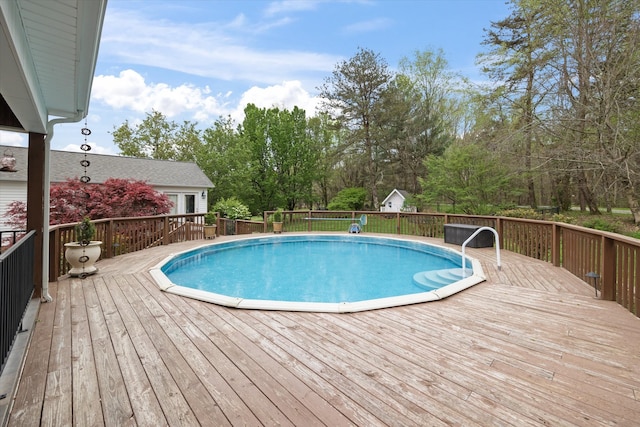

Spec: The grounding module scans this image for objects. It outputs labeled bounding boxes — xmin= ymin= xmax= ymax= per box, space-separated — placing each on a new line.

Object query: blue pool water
xmin=161 ymin=235 xmax=467 ymax=303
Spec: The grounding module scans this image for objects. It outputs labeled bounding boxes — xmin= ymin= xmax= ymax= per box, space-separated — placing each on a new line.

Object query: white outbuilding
xmin=380 ymin=189 xmax=416 ymax=212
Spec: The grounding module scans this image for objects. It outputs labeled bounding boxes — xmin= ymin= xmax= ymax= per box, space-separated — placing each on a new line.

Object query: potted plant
xmin=64 ymin=216 xmax=102 ymax=276
xmin=203 ymin=211 xmax=217 ymax=239
xmin=272 ymin=208 xmax=283 ymax=234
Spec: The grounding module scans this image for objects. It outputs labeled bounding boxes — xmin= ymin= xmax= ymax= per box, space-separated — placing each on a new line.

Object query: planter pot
xmin=273 ymin=222 xmax=283 ymax=234
xmin=204 ymin=225 xmax=217 ymax=239
xmin=64 ymin=241 xmax=102 ymax=277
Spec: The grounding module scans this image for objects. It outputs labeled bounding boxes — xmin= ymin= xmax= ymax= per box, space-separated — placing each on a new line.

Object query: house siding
xmin=0 ymin=181 xmax=25 ymax=230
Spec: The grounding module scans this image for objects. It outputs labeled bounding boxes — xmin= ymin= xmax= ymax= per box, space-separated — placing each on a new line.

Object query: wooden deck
xmin=6 ymin=235 xmax=640 ymax=426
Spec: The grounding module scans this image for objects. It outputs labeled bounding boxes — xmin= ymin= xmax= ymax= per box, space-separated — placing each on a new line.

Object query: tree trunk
xmin=625 ymin=185 xmax=640 ymax=225
xmin=577 ymin=168 xmax=600 ymax=214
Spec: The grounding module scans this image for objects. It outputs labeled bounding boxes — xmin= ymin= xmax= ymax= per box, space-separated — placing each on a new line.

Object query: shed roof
xmin=381 ymin=189 xmax=411 ymax=205
xmin=0 ymin=145 xmax=213 ymax=188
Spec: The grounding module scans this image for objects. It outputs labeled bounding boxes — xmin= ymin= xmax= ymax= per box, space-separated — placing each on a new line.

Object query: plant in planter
xmin=64 ymin=216 xmax=102 ymax=277
xmin=203 ymin=211 xmax=217 ymax=239
xmin=272 ymin=208 xmax=284 ymax=234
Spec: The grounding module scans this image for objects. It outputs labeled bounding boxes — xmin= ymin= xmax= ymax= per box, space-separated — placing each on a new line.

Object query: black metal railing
xmin=0 ymin=230 xmax=26 ymax=252
xmin=0 ymin=230 xmax=35 ymax=375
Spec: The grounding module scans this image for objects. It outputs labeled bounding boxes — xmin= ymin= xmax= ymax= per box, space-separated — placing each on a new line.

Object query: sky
xmin=0 ymin=0 xmax=512 ymax=155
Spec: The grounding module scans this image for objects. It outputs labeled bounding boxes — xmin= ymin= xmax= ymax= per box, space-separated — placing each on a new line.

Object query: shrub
xmin=74 ymin=216 xmax=96 ymax=243
xmin=582 ymin=218 xmax=620 ymax=233
xmin=496 ymin=208 xmax=544 ymax=220
xmin=213 ymin=197 xmax=251 ymax=220
xmin=204 ymin=211 xmax=217 ymax=225
xmin=328 ymin=187 xmax=367 ymax=211
xmin=272 ymin=208 xmax=283 ymax=223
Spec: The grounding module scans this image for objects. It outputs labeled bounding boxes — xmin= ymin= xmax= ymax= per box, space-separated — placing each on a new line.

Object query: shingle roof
xmin=0 ymin=145 xmax=213 ymax=188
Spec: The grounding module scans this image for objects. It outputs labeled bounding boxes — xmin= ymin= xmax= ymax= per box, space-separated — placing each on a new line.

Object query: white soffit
xmin=0 ymin=0 xmax=107 ymax=133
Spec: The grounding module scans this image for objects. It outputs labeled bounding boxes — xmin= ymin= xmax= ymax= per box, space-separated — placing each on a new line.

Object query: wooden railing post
xmin=105 ymin=219 xmax=114 ymax=258
xmin=163 ymin=216 xmax=169 ymax=245
xmin=396 ymin=212 xmax=401 ymax=234
xmin=552 ymin=223 xmax=561 ymax=267
xmin=600 ymin=235 xmax=615 ymax=301
xmin=48 ymin=227 xmax=60 ymax=282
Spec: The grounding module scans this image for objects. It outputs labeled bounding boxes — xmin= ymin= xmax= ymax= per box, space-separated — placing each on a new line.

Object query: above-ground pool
xmin=150 ymin=234 xmax=485 ymax=313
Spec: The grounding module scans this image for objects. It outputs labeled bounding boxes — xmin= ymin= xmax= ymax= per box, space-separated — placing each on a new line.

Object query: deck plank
xmin=41 ymin=277 xmax=72 ymax=427
xmin=70 ymin=278 xmax=105 ymax=427
xmin=7 ymin=235 xmax=640 ymax=427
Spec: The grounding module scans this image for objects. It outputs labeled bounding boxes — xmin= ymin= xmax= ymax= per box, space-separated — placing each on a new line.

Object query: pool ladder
xmin=461 ymin=226 xmax=501 ymax=276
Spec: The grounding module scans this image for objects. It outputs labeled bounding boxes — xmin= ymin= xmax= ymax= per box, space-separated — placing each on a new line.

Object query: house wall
xmin=380 ymin=192 xmax=405 ymax=212
xmin=0 ymin=181 xmax=25 ymax=230
xmin=154 ymin=186 xmax=208 ymax=214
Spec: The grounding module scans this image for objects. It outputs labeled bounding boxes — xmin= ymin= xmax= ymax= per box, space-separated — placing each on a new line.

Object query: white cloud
xmin=343 ymin=18 xmax=393 ymax=34
xmin=231 ymin=80 xmax=322 ymax=121
xmin=100 ymin=9 xmax=340 ymax=85
xmin=92 ymin=69 xmax=322 ymax=127
xmin=0 ymin=131 xmax=27 ymax=147
xmin=92 ymin=69 xmax=228 ymax=121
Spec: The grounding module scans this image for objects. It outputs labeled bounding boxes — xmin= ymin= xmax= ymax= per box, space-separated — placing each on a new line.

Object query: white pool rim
xmin=149 ymin=233 xmax=486 ymax=313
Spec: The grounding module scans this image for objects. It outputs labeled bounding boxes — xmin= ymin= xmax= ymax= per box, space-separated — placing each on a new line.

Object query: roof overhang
xmin=0 ymin=0 xmax=108 ymax=134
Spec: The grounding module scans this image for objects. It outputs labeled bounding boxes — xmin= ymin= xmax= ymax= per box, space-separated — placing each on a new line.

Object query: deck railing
xmin=49 ymin=213 xmax=209 ymax=281
xmin=46 ymin=210 xmax=639 ymax=318
xmin=1 ymin=231 xmax=35 ymax=375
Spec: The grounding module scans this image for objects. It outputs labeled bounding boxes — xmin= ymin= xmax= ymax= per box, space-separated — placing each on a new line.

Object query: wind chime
xmin=77 ymin=122 xmax=93 ymax=278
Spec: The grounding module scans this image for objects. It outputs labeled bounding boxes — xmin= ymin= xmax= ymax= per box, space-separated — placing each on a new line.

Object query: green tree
xmin=318 ymin=47 xmax=394 ymax=209
xmin=420 ymin=143 xmax=520 ymax=214
xmin=480 ymin=1 xmax=553 ymax=209
xmin=389 ymin=49 xmax=463 ymax=193
xmin=240 ymin=104 xmax=319 ymax=213
xmin=327 ymin=187 xmax=367 ymax=211
xmin=199 ymin=116 xmax=252 ymax=205
xmin=111 ymin=110 xmax=202 ymax=161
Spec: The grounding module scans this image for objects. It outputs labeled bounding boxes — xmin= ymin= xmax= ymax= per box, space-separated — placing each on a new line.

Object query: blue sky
xmin=0 ymin=0 xmax=511 ymax=155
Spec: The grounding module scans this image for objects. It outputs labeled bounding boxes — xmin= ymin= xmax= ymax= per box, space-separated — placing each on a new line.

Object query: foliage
xmin=200 ymin=116 xmax=252 ymax=205
xmin=497 ymin=208 xmax=544 ymax=220
xmin=204 ymin=211 xmax=217 ymax=226
xmin=581 ymin=218 xmax=620 ymax=234
xmin=327 ymin=188 xmax=367 ymax=211
xmin=213 ymin=197 xmax=251 ymax=220
xmin=272 ymin=208 xmax=283 ymax=223
xmin=112 ymin=110 xmax=202 ymax=161
xmin=74 ymin=216 xmax=96 ymax=243
xmin=3 ymin=178 xmax=173 ymax=228
xmin=3 ymin=200 xmax=27 ymax=229
xmin=318 ymin=47 xmax=393 ymax=208
xmin=240 ymin=104 xmax=319 ymax=213
xmin=420 ymin=143 xmax=521 ymax=215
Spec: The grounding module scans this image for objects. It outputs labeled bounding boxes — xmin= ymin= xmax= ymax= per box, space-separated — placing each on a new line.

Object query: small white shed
xmin=380 ymin=189 xmax=416 ymax=212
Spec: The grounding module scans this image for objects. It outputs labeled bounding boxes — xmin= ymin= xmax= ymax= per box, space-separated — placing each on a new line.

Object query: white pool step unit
xmin=412 ymin=268 xmax=472 ymax=290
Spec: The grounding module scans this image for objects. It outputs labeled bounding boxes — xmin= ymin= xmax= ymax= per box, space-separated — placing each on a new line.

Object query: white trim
xmin=149 ymin=234 xmax=486 ymax=313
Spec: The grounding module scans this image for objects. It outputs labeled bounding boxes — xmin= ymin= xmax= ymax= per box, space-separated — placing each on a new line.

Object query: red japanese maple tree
xmin=4 ymin=178 xmax=173 ymax=228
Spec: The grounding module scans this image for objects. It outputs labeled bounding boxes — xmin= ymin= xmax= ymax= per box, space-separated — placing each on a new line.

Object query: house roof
xmin=0 ymin=0 xmax=107 ymax=133
xmin=1 ymin=145 xmax=213 ymax=188
xmin=381 ymin=189 xmax=411 ymax=204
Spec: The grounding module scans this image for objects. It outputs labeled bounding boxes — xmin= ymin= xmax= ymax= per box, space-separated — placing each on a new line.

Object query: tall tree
xmin=111 ymin=110 xmax=202 ymax=161
xmin=199 ymin=115 xmax=252 ymax=205
xmin=318 ymin=47 xmax=393 ymax=208
xmin=394 ymin=49 xmax=463 ymax=193
xmin=480 ymin=1 xmax=552 ymax=209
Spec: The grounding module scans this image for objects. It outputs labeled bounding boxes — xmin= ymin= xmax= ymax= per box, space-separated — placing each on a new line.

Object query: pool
xmin=150 ymin=234 xmax=485 ymax=313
